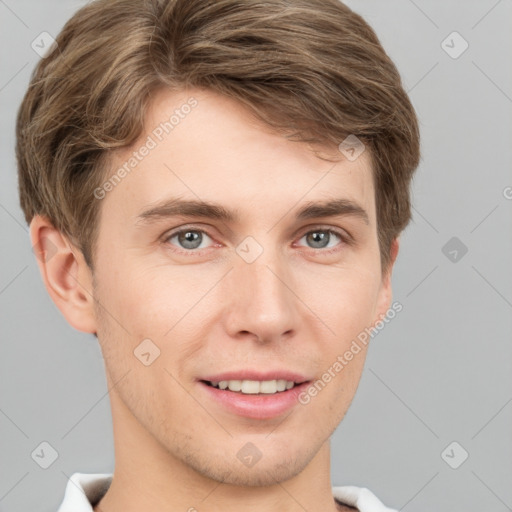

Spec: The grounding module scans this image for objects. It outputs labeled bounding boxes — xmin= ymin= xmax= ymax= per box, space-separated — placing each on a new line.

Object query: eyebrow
xmin=136 ymin=197 xmax=369 ymax=225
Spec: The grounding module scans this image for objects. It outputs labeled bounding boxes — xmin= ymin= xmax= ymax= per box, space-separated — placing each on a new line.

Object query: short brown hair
xmin=16 ymin=0 xmax=420 ymax=273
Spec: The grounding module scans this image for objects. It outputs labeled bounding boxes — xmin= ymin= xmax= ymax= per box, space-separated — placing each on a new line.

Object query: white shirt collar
xmin=57 ymin=472 xmax=397 ymax=512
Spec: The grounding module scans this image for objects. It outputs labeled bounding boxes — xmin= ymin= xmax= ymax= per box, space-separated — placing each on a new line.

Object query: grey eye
xmin=167 ymin=229 xmax=213 ymax=250
xmin=300 ymin=230 xmax=341 ymax=249
xmin=178 ymin=231 xmax=202 ymax=249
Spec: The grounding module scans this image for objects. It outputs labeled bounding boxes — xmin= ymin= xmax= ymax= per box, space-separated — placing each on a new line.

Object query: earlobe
xmin=30 ymin=215 xmax=97 ymax=334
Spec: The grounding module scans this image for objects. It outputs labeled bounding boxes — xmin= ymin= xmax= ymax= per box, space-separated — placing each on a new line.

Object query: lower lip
xmin=198 ymin=381 xmax=311 ymax=420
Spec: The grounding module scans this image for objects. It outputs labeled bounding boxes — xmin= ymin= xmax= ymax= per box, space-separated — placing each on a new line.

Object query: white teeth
xmin=241 ymin=380 xmax=260 ymax=394
xmin=209 ymin=379 xmax=298 ymax=394
xmin=227 ymin=380 xmax=241 ymax=391
xmin=276 ymin=379 xmax=287 ymax=392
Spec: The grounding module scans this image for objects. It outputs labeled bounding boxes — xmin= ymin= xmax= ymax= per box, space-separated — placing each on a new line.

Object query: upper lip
xmin=200 ymin=370 xmax=312 ymax=384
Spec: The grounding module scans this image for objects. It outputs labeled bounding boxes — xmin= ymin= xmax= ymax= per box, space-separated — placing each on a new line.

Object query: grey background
xmin=1 ymin=1 xmax=511 ymax=511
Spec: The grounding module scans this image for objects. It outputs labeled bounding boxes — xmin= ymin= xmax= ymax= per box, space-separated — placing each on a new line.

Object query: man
xmin=16 ymin=0 xmax=420 ymax=510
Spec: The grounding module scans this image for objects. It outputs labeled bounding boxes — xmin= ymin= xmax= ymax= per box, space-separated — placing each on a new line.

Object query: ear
xmin=30 ymin=215 xmax=97 ymax=333
xmin=373 ymin=237 xmax=400 ymax=323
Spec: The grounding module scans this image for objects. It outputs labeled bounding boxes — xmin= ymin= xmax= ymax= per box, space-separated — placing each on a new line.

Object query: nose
xmin=221 ymin=246 xmax=299 ymax=344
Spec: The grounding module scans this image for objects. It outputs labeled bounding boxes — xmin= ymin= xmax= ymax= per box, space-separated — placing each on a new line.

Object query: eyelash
xmin=161 ymin=225 xmax=351 ymax=256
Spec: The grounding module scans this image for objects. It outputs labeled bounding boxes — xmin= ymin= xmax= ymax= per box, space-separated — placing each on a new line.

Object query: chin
xmin=182 ymin=442 xmax=316 ymax=488
xmin=205 ymin=461 xmax=304 ymax=487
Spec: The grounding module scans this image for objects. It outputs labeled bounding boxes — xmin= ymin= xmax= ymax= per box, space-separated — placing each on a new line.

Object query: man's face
xmin=90 ymin=87 xmax=394 ymax=486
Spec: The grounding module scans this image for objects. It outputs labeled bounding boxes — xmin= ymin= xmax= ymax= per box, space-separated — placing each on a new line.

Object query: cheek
xmin=296 ymin=264 xmax=381 ymax=343
xmin=93 ymin=258 xmax=219 ymax=369
xmin=95 ymin=257 xmax=187 ymax=329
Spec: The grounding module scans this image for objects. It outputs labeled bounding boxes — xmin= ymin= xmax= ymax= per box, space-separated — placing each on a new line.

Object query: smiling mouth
xmin=201 ymin=379 xmax=308 ymax=395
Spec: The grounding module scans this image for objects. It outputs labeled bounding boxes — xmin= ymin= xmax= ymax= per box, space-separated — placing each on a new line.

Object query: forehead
xmin=101 ymin=87 xmax=376 ymax=227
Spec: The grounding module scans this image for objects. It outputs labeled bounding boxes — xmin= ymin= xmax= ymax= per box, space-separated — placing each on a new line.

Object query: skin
xmin=31 ymin=87 xmax=399 ymax=512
